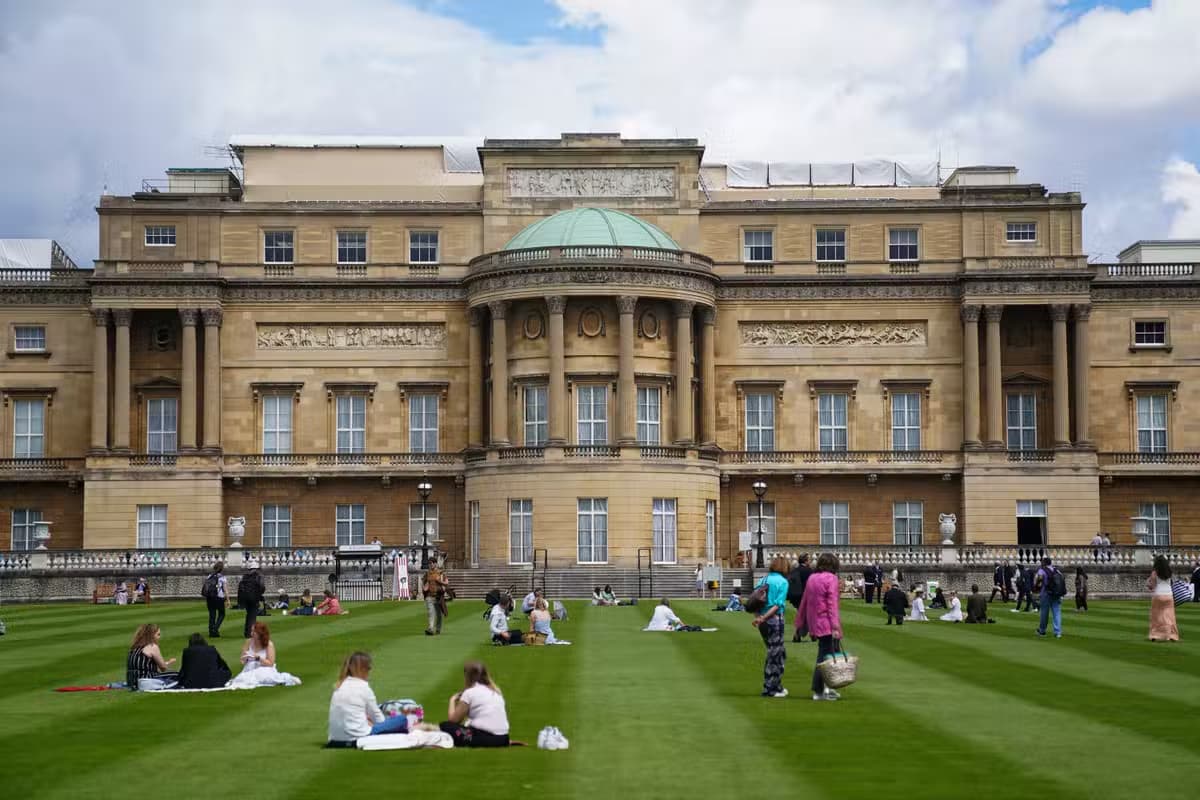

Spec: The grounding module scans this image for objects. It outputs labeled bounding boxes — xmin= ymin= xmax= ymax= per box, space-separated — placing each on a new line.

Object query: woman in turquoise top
xmin=752 ymin=556 xmax=792 ymax=698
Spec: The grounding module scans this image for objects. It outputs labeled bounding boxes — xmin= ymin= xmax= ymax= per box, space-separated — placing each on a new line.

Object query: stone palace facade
xmin=2 ymin=133 xmax=1197 ymax=566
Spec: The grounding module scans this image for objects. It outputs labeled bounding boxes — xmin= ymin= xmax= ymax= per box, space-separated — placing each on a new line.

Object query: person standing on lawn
xmin=752 ymin=556 xmax=791 ymax=698
xmin=423 ymin=566 xmax=450 ymax=636
xmin=788 ymin=553 xmax=813 ymax=642
xmin=1191 ymin=561 xmax=1200 ymax=603
xmin=796 ymin=552 xmax=843 ymax=702
xmin=1034 ymin=556 xmax=1065 ymax=638
xmin=989 ymin=563 xmax=1008 ymax=603
xmin=202 ymin=561 xmax=227 ymax=638
xmin=1074 ymin=566 xmax=1089 ymax=612
xmin=238 ymin=561 xmax=266 ymax=639
xmin=1147 ymin=556 xmax=1180 ymax=642
xmin=862 ymin=564 xmax=877 ymax=604
xmin=882 ymin=581 xmax=908 ymax=625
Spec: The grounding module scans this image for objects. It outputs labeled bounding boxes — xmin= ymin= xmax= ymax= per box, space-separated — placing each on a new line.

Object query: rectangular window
xmin=1006 ymin=393 xmax=1036 ymax=450
xmin=409 ymin=230 xmax=439 ymax=264
xmin=577 ymin=498 xmax=609 ymax=563
xmin=1006 ymin=222 xmax=1037 ymax=242
xmin=1016 ymin=500 xmax=1047 ymax=517
xmin=509 ymin=499 xmax=533 ymax=564
xmin=1139 ymin=502 xmax=1170 ymax=547
xmin=336 ymin=230 xmax=367 ymax=264
xmin=262 ymin=395 xmax=293 ymax=455
xmin=146 ymin=397 xmax=178 ymax=455
xmin=705 ymin=499 xmax=716 ymax=563
xmin=888 ymin=228 xmax=919 ymax=261
xmin=409 ymin=393 xmax=439 ymax=453
xmin=11 ymin=508 xmax=42 ymax=551
xmin=746 ymin=501 xmax=777 ymax=546
xmin=336 ymin=395 xmax=366 ymax=454
xmin=577 ymin=385 xmax=608 ymax=445
xmin=408 ymin=503 xmax=440 ymax=544
xmin=891 ymin=392 xmax=921 ymax=451
xmin=818 ymin=393 xmax=849 ymax=451
xmin=524 ymin=385 xmax=548 ymax=446
xmin=261 ymin=504 xmax=292 ymax=548
xmin=263 ymin=230 xmax=294 ymax=263
xmin=335 ymin=503 xmax=366 ymax=546
xmin=744 ymin=392 xmax=775 ymax=452
xmin=816 ymin=228 xmax=846 ymax=262
xmin=652 ymin=498 xmax=677 ymax=564
xmin=144 ymin=225 xmax=176 ymax=246
xmin=14 ymin=325 xmax=46 ymax=352
xmin=1133 ymin=321 xmax=1167 ymax=347
xmin=469 ymin=500 xmax=480 ymax=567
xmin=893 ymin=501 xmax=924 ymax=545
xmin=743 ymin=230 xmax=774 ymax=262
xmin=636 ymin=386 xmax=661 ymax=445
xmin=136 ymin=505 xmax=168 ymax=549
xmin=819 ymin=501 xmax=850 ymax=546
xmin=1136 ymin=395 xmax=1168 ymax=453
xmin=12 ymin=398 xmax=45 ymax=458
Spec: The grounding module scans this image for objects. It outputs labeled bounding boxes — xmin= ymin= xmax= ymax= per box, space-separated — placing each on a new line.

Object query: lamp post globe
xmin=752 ymin=480 xmax=768 ymax=569
xmin=417 ymin=482 xmax=433 ymax=569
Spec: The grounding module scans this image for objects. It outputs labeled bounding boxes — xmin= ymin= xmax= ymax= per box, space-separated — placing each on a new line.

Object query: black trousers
xmin=886 ymin=614 xmax=904 ymax=625
xmin=1193 ymin=582 xmax=1199 ymax=602
xmin=493 ymin=631 xmax=523 ymax=645
xmin=439 ymin=722 xmax=510 ymax=748
xmin=1075 ymin=591 xmax=1088 ymax=611
xmin=811 ymin=635 xmax=836 ymax=694
xmin=207 ymin=599 xmax=225 ymax=635
xmin=243 ymin=603 xmax=258 ymax=639
xmin=989 ymin=585 xmax=1009 ymax=602
xmin=864 ymin=584 xmax=875 ymax=604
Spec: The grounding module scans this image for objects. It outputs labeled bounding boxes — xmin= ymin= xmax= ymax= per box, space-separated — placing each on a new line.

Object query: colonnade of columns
xmin=467 ymin=297 xmax=717 ymax=450
xmin=89 ymin=307 xmax=222 ymax=453
xmin=960 ymin=303 xmax=1090 ymax=450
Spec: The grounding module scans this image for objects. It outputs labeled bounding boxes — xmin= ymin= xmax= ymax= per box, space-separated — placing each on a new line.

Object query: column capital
xmin=983 ymin=305 xmax=1004 ymax=323
xmin=111 ymin=308 xmax=132 ymax=327
xmin=699 ymin=305 xmax=716 ymax=326
xmin=615 ymin=295 xmax=638 ymax=315
xmin=487 ymin=300 xmax=508 ymax=321
xmin=1049 ymin=303 xmax=1071 ymax=323
xmin=90 ymin=308 xmax=110 ymax=327
xmin=545 ymin=295 xmax=567 ymax=315
xmin=673 ymin=300 xmax=695 ymax=319
xmin=1073 ymin=303 xmax=1092 ymax=321
xmin=179 ymin=308 xmax=200 ymax=327
xmin=201 ymin=307 xmax=224 ymax=327
xmin=467 ymin=306 xmax=484 ymax=326
xmin=960 ymin=304 xmax=982 ymax=323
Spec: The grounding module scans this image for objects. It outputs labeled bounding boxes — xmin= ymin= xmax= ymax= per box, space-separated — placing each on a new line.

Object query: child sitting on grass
xmin=715 ymin=588 xmax=743 ymax=612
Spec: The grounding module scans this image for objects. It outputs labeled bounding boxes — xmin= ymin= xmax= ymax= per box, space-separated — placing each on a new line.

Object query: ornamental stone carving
xmin=469 ymin=267 xmax=714 ymax=299
xmin=1049 ymin=304 xmax=1071 ymax=322
xmin=699 ymin=306 xmax=716 ymax=326
xmin=673 ymin=300 xmax=695 ymax=318
xmin=523 ymin=311 xmax=544 ymax=340
xmin=616 ymin=295 xmax=638 ymax=315
xmin=506 ymin=167 xmax=675 ymax=198
xmin=179 ymin=308 xmax=200 ymax=327
xmin=578 ymin=307 xmax=606 ymax=338
xmin=487 ymin=300 xmax=508 ymax=320
xmin=226 ymin=286 xmax=463 ymax=302
xmin=201 ymin=308 xmax=224 ymax=327
xmin=90 ymin=308 xmax=110 ymax=326
xmin=0 ymin=288 xmax=89 ymax=306
xmin=545 ymin=295 xmax=567 ymax=315
xmin=256 ymin=324 xmax=446 ymax=350
xmin=967 ymin=279 xmax=1090 ymax=296
xmin=740 ymin=321 xmax=927 ymax=347
xmin=983 ymin=305 xmax=1004 ymax=323
xmin=960 ymin=304 xmax=981 ymax=323
xmin=717 ymin=282 xmax=958 ymax=301
xmin=467 ymin=307 xmax=484 ymax=326
xmin=1074 ymin=304 xmax=1091 ymax=321
xmin=111 ymin=308 xmax=132 ymax=327
xmin=639 ymin=309 xmax=661 ymax=339
xmin=92 ymin=283 xmax=221 ymax=300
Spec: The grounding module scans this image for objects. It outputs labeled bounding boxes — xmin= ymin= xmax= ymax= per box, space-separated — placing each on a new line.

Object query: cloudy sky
xmin=2 ymin=0 xmax=1199 ymax=263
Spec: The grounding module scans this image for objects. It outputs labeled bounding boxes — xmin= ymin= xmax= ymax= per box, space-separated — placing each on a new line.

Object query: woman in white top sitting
xmin=229 ymin=622 xmax=301 ymax=688
xmin=489 ymin=597 xmax=524 ymax=645
xmin=644 ymin=598 xmax=683 ymax=631
xmin=439 ymin=661 xmax=510 ymax=748
xmin=940 ymin=591 xmax=964 ymax=622
xmin=529 ymin=598 xmax=561 ymax=643
xmin=327 ymin=651 xmax=409 ymax=745
xmin=908 ymin=588 xmax=929 ymax=621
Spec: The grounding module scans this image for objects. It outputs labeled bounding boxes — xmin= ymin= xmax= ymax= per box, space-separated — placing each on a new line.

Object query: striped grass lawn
xmin=1 ymin=596 xmax=1197 ymax=799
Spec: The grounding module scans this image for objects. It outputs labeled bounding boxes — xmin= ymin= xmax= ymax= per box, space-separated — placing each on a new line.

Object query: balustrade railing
xmin=0 ymin=268 xmax=84 ymax=283
xmin=764 ymin=545 xmax=945 ymax=567
xmin=0 ymin=457 xmax=85 ymax=474
xmin=958 ymin=545 xmax=1139 ymax=567
xmin=225 ymin=452 xmax=463 ymax=468
xmin=0 ymin=551 xmax=32 ymax=572
xmin=720 ymin=450 xmax=953 ymax=465
xmin=564 ymin=446 xmax=620 ymax=458
xmin=1006 ymin=450 xmax=1056 ymax=462
xmin=129 ymin=454 xmax=177 ymax=467
xmin=1098 ymin=262 xmax=1195 ymax=278
xmin=46 ymin=548 xmax=228 ymax=571
xmin=498 ymin=447 xmax=545 ymax=460
xmin=1100 ymin=451 xmax=1200 ymax=465
xmin=474 ymin=246 xmax=712 ymax=271
xmin=640 ymin=446 xmax=688 ymax=460
xmin=243 ymin=548 xmax=338 ymax=568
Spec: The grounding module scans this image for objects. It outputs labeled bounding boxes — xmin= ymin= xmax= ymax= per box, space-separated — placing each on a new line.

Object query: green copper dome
xmin=502 ymin=207 xmax=680 ymax=251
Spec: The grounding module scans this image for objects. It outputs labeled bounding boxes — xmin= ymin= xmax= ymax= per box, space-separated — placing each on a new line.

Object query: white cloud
xmin=1162 ymin=157 xmax=1200 ymax=238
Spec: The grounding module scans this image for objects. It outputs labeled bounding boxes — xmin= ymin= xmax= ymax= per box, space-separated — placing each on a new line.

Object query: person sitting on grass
xmin=327 ymin=652 xmax=409 ymax=746
xmin=126 ymin=623 xmax=178 ymax=690
xmin=644 ymin=598 xmax=684 ymax=631
xmin=940 ymin=591 xmax=964 ymax=622
xmin=133 ymin=578 xmax=149 ymax=605
xmin=440 ymin=661 xmax=511 ymax=748
xmin=965 ymin=585 xmax=992 ymax=624
xmin=489 ymin=596 xmax=524 ymax=645
xmin=930 ymin=587 xmax=948 ymax=609
xmin=602 ymin=585 xmax=619 ymax=606
xmin=529 ymin=598 xmax=563 ymax=643
xmin=229 ymin=622 xmax=302 ymax=688
xmin=292 ymin=589 xmax=315 ymax=616
xmin=720 ymin=588 xmax=744 ymax=612
xmin=882 ymin=582 xmax=909 ymax=625
xmin=178 ymin=633 xmax=232 ymax=689
xmin=272 ymin=590 xmax=290 ymax=611
xmin=592 ymin=586 xmax=604 ymax=605
xmin=316 ymin=590 xmax=348 ymax=616
xmin=908 ymin=588 xmax=929 ymax=621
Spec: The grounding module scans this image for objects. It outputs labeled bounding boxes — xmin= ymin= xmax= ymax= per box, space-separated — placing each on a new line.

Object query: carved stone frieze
xmin=470 ymin=267 xmax=715 ymax=298
xmin=506 ymin=167 xmax=675 ymax=198
xmin=0 ymin=288 xmax=89 ymax=306
xmin=1092 ymin=285 xmax=1200 ymax=301
xmin=92 ymin=283 xmax=221 ymax=299
xmin=224 ymin=285 xmax=464 ymax=302
xmin=717 ymin=282 xmax=958 ymax=301
xmin=966 ymin=279 xmax=1090 ymax=296
xmin=256 ymin=324 xmax=446 ymax=350
xmin=740 ymin=321 xmax=927 ymax=347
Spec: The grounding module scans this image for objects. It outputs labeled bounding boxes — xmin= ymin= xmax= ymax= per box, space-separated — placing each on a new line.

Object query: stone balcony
xmin=1098 ymin=451 xmax=1200 ymax=476
xmin=0 ymin=457 xmax=85 ymax=482
xmin=222 ymin=452 xmax=465 ymax=480
xmin=718 ymin=450 xmax=962 ymax=476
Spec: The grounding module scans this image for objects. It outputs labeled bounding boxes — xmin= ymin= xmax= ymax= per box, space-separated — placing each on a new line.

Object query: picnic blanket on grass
xmin=356 ymin=731 xmax=454 ymax=750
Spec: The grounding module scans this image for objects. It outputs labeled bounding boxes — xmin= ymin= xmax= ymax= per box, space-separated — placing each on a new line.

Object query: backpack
xmin=237 ymin=573 xmax=262 ymax=607
xmin=201 ymin=573 xmax=219 ymax=600
xmin=1046 ymin=568 xmax=1067 ymax=598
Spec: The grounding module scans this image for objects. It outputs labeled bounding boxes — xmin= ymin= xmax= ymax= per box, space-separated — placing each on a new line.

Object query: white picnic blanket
xmin=356 ymin=731 xmax=454 ymax=750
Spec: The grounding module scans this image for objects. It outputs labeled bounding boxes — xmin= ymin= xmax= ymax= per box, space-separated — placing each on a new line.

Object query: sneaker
xmin=1010 ymin=608 xmax=1020 ymax=613
xmin=1036 ymin=630 xmax=1046 ymax=637
xmin=824 ymin=689 xmax=840 ymax=700
xmin=424 ymin=630 xmax=434 ymax=636
xmin=1055 ymin=633 xmax=1062 ymax=639
xmin=771 ymin=688 xmax=789 ymax=698
xmin=812 ymin=692 xmax=838 ymax=701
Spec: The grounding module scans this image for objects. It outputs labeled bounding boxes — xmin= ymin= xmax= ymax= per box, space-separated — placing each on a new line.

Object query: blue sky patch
xmin=409 ymin=0 xmax=604 ymax=46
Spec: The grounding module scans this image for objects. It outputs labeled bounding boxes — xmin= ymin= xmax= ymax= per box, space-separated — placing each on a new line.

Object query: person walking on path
xmin=1033 ymin=557 xmax=1065 ymax=638
xmin=423 ymin=566 xmax=450 ymax=636
xmin=796 ymin=552 xmax=843 ymax=702
xmin=752 ymin=556 xmax=791 ymax=698
xmin=1148 ymin=556 xmax=1181 ymax=641
xmin=238 ymin=561 xmax=266 ymax=639
xmin=202 ymin=561 xmax=227 ymax=638
xmin=989 ymin=563 xmax=1007 ymax=603
xmin=862 ymin=564 xmax=877 ymax=604
xmin=788 ymin=554 xmax=813 ymax=642
xmin=1074 ymin=566 xmax=1089 ymax=612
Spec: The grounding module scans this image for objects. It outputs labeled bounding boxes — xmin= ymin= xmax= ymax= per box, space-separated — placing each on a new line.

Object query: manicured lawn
xmin=1 ymin=596 xmax=1197 ymax=798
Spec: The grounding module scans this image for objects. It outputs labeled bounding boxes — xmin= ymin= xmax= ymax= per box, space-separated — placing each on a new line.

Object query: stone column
xmin=202 ymin=307 xmax=223 ymax=451
xmin=179 ymin=309 xmax=199 ymax=451
xmin=112 ymin=308 xmax=132 ymax=452
xmin=673 ymin=300 xmax=695 ymax=445
xmin=961 ymin=305 xmax=982 ymax=449
xmin=1073 ymin=304 xmax=1092 ymax=447
xmin=616 ymin=295 xmax=638 ymax=445
xmin=546 ymin=296 xmax=567 ymax=445
xmin=1051 ymin=304 xmax=1071 ymax=449
xmin=699 ymin=306 xmax=717 ymax=447
xmin=89 ymin=309 xmax=109 ymax=451
xmin=467 ymin=307 xmax=484 ymax=449
xmin=984 ymin=304 xmax=1004 ymax=448
xmin=488 ymin=301 xmax=510 ymax=447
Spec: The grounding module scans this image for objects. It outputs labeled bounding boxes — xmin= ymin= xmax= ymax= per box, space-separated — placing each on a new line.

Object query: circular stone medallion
xmin=639 ymin=310 xmax=660 ymax=339
xmin=579 ymin=307 xmax=605 ymax=338
xmin=523 ymin=311 xmax=544 ymax=340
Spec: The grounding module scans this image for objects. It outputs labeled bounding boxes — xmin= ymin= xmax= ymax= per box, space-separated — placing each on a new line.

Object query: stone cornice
xmin=225 ymin=284 xmax=464 ymax=302
xmin=1092 ymin=284 xmax=1200 ymax=301
xmin=718 ymin=278 xmax=958 ymax=301
xmin=468 ymin=265 xmax=716 ymax=303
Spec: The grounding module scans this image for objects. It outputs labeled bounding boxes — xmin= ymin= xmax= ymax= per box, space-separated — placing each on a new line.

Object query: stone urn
xmin=938 ymin=513 xmax=957 ymax=545
xmin=33 ymin=520 xmax=53 ymax=550
xmin=1131 ymin=517 xmax=1150 ymax=547
xmin=227 ymin=516 xmax=246 ymax=548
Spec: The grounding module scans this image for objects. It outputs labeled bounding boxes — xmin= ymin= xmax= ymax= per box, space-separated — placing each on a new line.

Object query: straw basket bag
xmin=817 ymin=640 xmax=858 ymax=689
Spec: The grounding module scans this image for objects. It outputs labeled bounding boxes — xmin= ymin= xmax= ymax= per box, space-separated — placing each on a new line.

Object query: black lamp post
xmin=417 ymin=481 xmax=433 ymax=569
xmin=752 ymin=479 xmax=768 ymax=569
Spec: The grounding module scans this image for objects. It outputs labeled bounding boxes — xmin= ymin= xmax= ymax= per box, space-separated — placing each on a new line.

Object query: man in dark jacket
xmin=965 ymin=584 xmax=990 ymax=623
xmin=862 ymin=565 xmax=877 ymax=604
xmin=1192 ymin=561 xmax=1200 ymax=603
xmin=882 ymin=583 xmax=909 ymax=625
xmin=178 ymin=633 xmax=232 ymax=689
xmin=989 ymin=563 xmax=1007 ymax=603
xmin=239 ymin=561 xmax=266 ymax=638
xmin=787 ymin=554 xmax=812 ymax=642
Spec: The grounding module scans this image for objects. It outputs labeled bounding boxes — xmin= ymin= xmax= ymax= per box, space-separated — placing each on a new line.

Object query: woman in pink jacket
xmin=796 ymin=552 xmax=844 ymax=701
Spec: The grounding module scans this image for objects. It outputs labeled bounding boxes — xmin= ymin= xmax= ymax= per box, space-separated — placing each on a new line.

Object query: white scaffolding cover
xmin=852 ymin=159 xmax=897 ymax=186
xmin=767 ymin=162 xmax=811 ymax=186
xmin=722 ymin=158 xmax=938 ymax=188
xmin=228 ymin=135 xmax=483 ymax=173
xmin=725 ymin=160 xmax=769 ymax=187
xmin=896 ymin=160 xmax=939 ymax=187
xmin=810 ymin=163 xmax=855 ymax=185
